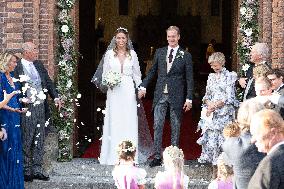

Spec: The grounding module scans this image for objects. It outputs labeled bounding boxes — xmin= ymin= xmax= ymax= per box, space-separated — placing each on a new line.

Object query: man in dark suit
xmin=14 ymin=42 xmax=62 ymax=182
xmin=138 ymin=26 xmax=193 ymax=167
xmin=239 ymin=42 xmax=271 ymax=101
xmin=248 ymin=109 xmax=284 ymax=189
xmin=266 ymin=69 xmax=284 ymax=118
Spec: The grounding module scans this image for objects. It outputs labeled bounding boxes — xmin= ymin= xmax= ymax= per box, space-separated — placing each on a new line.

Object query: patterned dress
xmin=197 ymin=68 xmax=239 ymax=165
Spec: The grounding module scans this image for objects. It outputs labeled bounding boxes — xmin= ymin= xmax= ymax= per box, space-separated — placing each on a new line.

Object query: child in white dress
xmin=112 ymin=140 xmax=147 ymax=189
xmin=154 ymin=146 xmax=189 ymax=189
xmin=208 ymin=153 xmax=233 ymax=189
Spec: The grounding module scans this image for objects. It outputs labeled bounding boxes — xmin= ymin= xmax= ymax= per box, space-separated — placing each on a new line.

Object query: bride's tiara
xmin=117 ymin=27 xmax=128 ymax=33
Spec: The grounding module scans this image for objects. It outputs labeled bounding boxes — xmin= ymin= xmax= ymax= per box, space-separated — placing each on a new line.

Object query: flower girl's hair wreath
xmin=116 ymin=140 xmax=136 ymax=161
xmin=163 ymin=145 xmax=184 ymax=172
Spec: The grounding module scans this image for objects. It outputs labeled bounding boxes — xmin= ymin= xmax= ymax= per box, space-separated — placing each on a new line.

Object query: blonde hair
xmin=166 ymin=26 xmax=180 ymax=35
xmin=208 ymin=52 xmax=225 ymax=66
xmin=223 ymin=122 xmax=241 ymax=138
xmin=252 ymin=109 xmax=284 ymax=135
xmin=116 ymin=140 xmax=136 ymax=162
xmin=237 ymin=98 xmax=265 ymax=132
xmin=163 ymin=146 xmax=185 ymax=189
xmin=217 ymin=153 xmax=233 ymax=180
xmin=255 ymin=76 xmax=272 ymax=90
xmin=253 ymin=64 xmax=271 ymax=79
xmin=0 ymin=52 xmax=14 ymax=73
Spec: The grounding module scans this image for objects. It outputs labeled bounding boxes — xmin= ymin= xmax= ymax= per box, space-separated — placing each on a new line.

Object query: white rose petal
xmin=66 ymin=80 xmax=72 ymax=88
xmin=240 ymin=7 xmax=246 ymax=15
xmin=37 ymin=91 xmax=47 ymax=100
xmin=77 ymin=93 xmax=82 ymax=98
xmin=61 ymin=25 xmax=69 ymax=33
xmin=26 ymin=111 xmax=31 ymax=117
xmin=19 ymin=75 xmax=30 ymax=82
xmin=12 ymin=77 xmax=19 ymax=82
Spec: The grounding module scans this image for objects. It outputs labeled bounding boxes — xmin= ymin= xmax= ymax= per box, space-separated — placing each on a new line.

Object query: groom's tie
xmin=168 ymin=49 xmax=174 ymax=63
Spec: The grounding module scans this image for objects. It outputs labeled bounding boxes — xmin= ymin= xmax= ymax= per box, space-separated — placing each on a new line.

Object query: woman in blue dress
xmin=0 ymin=52 xmax=25 ymax=189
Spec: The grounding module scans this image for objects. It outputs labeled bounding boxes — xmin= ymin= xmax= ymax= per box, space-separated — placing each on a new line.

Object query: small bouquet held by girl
xmin=154 ymin=146 xmax=189 ymax=189
xmin=102 ymin=70 xmax=122 ymax=90
xmin=112 ymin=140 xmax=147 ymax=189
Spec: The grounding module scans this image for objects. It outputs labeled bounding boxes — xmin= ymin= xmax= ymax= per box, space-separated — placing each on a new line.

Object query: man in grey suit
xmin=14 ymin=42 xmax=62 ymax=182
xmin=248 ymin=109 xmax=284 ymax=189
xmin=138 ymin=26 xmax=193 ymax=167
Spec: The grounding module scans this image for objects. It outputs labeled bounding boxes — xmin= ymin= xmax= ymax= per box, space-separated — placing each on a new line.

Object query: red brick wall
xmin=259 ymin=0 xmax=273 ymax=61
xmin=0 ymin=0 xmax=56 ymax=78
xmin=272 ymin=0 xmax=284 ymax=67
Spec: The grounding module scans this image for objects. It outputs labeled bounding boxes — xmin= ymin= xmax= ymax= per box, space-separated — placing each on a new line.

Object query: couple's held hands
xmin=183 ymin=101 xmax=192 ymax=112
xmin=239 ymin=77 xmax=247 ymax=88
xmin=138 ymin=90 xmax=146 ymax=99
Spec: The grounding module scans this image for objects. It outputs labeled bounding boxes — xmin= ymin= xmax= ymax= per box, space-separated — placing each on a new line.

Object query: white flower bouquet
xmin=102 ymin=71 xmax=122 ymax=89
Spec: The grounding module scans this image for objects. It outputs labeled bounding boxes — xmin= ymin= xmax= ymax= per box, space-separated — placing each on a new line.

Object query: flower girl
xmin=208 ymin=153 xmax=233 ymax=189
xmin=112 ymin=140 xmax=147 ymax=189
xmin=154 ymin=146 xmax=189 ymax=189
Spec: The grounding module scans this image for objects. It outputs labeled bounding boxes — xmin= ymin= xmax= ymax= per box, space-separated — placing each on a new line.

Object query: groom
xmin=138 ymin=26 xmax=193 ymax=167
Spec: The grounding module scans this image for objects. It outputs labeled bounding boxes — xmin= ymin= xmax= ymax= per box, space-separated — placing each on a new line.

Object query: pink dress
xmin=208 ymin=178 xmax=233 ymax=189
xmin=112 ymin=164 xmax=147 ymax=189
xmin=154 ymin=171 xmax=189 ymax=189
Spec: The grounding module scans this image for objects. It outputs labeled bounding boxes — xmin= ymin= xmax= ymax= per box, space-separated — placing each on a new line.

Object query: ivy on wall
xmin=237 ymin=0 xmax=259 ymax=76
xmin=236 ymin=0 xmax=259 ymax=100
xmin=55 ymin=0 xmax=80 ymax=161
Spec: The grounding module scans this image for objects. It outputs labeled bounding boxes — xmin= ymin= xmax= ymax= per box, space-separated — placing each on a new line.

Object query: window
xmin=119 ymin=0 xmax=128 ymax=15
xmin=211 ymin=0 xmax=220 ymax=16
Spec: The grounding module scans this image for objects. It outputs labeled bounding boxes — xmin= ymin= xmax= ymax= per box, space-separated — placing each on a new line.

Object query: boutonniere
xmin=175 ymin=50 xmax=184 ymax=59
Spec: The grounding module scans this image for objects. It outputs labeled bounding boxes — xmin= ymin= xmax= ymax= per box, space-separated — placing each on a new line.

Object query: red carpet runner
xmin=82 ymin=99 xmax=201 ymax=160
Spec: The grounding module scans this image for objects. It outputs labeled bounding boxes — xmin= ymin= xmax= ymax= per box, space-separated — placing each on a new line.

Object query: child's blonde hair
xmin=163 ymin=146 xmax=185 ymax=189
xmin=217 ymin=153 xmax=233 ymax=180
xmin=116 ymin=140 xmax=136 ymax=161
xmin=223 ymin=122 xmax=241 ymax=138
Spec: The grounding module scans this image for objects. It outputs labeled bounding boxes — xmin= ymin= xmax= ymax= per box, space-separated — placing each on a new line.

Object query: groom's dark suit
xmin=140 ymin=46 xmax=193 ymax=159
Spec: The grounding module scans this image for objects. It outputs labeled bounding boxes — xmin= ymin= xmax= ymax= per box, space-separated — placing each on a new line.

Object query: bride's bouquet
xmin=102 ymin=71 xmax=122 ymax=89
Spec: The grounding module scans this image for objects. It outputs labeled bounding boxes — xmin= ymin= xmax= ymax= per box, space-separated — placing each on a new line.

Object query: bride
xmin=92 ymin=27 xmax=153 ymax=165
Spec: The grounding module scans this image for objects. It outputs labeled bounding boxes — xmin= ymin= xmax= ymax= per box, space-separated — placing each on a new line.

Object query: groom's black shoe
xmin=33 ymin=173 xmax=50 ymax=181
xmin=149 ymin=158 xmax=162 ymax=167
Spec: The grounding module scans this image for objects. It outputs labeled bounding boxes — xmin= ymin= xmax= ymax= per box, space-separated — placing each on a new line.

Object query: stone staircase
xmin=25 ymin=158 xmax=212 ymax=189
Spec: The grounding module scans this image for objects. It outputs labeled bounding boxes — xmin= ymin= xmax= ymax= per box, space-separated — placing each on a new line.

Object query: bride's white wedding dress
xmin=99 ymin=49 xmax=143 ymax=165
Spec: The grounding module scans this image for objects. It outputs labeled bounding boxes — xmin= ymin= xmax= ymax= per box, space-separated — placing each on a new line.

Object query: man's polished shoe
xmin=33 ymin=173 xmax=50 ymax=181
xmin=149 ymin=158 xmax=162 ymax=167
xmin=24 ymin=175 xmax=33 ymax=182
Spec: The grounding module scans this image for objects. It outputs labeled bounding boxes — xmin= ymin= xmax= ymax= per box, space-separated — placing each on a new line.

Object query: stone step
xmin=25 ymin=158 xmax=212 ymax=189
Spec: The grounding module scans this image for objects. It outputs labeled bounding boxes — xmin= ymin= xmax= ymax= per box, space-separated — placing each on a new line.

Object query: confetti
xmin=26 ymin=111 xmax=31 ymax=117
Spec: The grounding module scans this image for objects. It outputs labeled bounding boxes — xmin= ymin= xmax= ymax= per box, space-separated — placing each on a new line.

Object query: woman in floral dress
xmin=197 ymin=52 xmax=239 ymax=166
